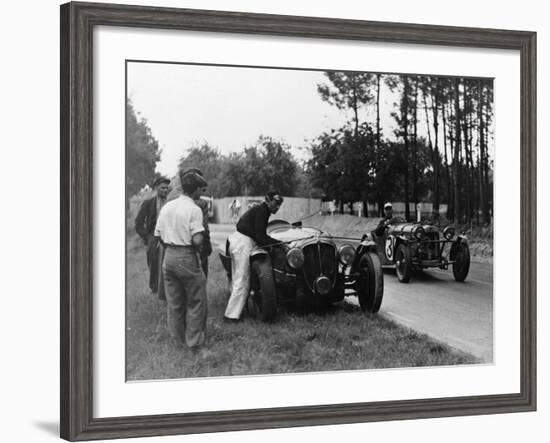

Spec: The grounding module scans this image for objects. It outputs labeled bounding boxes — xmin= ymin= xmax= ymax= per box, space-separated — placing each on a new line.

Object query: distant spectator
xmin=234 ymin=199 xmax=241 ymax=218
xmin=329 ymin=200 xmax=336 ymax=216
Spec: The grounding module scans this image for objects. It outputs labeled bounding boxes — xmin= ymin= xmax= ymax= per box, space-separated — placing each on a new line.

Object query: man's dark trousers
xmin=146 ymin=234 xmax=160 ymax=293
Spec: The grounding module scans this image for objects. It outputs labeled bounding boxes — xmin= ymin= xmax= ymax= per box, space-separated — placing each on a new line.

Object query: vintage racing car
xmin=373 ymin=221 xmax=470 ymax=283
xmin=219 ymin=220 xmax=384 ymax=322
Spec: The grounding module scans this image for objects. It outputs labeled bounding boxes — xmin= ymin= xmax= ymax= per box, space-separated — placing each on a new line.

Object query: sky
xmin=127 ymin=61 xmax=398 ymax=177
xmin=127 ymin=62 xmax=493 ymax=178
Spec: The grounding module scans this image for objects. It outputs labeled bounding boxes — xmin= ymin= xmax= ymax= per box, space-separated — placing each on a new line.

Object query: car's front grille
xmin=419 ymin=232 xmax=441 ymax=261
xmin=302 ymin=243 xmax=337 ymax=292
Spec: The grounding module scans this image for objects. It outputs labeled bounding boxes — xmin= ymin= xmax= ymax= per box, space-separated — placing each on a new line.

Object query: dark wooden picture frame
xmin=60 ymin=1 xmax=536 ymax=441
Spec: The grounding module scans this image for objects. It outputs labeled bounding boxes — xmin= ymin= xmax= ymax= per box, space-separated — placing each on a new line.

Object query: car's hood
xmin=388 ymin=222 xmax=440 ymax=235
xmin=269 ymin=226 xmax=323 ymax=247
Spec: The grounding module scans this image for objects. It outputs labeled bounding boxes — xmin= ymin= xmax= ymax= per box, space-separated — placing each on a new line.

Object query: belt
xmin=164 ymin=244 xmax=195 ymax=249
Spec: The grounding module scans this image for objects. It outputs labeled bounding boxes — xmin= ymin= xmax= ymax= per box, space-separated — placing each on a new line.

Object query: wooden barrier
xmin=213 ymin=196 xmax=322 ymax=224
xmin=321 ymin=201 xmax=448 ymax=218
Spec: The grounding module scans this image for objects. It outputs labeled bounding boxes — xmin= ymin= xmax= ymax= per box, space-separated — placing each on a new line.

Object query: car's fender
xmin=456 ymin=234 xmax=469 ymax=244
xmin=450 ymin=235 xmax=469 ymax=260
xmin=250 ymin=247 xmax=269 ymax=261
xmin=353 ymin=234 xmax=379 ymax=268
xmin=357 ymin=233 xmax=378 ymax=255
xmin=385 ymin=234 xmax=411 ymax=263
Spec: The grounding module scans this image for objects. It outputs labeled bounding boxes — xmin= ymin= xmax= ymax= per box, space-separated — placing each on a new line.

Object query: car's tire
xmin=250 ymin=257 xmax=277 ymax=322
xmin=452 ymin=242 xmax=470 ymax=282
xmin=395 ymin=243 xmax=412 ymax=283
xmin=356 ymin=252 xmax=384 ymax=313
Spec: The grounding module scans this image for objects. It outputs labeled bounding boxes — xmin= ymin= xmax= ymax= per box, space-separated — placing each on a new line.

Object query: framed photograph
xmin=60 ymin=1 xmax=536 ymax=441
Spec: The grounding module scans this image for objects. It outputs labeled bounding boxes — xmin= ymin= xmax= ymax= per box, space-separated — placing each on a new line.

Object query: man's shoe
xmin=223 ymin=316 xmax=239 ymax=323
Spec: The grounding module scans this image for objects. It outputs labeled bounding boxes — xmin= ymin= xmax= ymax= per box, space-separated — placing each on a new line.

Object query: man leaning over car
xmin=224 ymin=191 xmax=285 ymax=322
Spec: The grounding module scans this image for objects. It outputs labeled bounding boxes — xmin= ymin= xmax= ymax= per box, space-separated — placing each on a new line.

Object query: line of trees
xmin=126 ymin=72 xmax=494 ymax=225
xmin=309 ymin=72 xmax=494 ymax=224
xmin=126 ymin=99 xmax=161 ymax=206
xmin=177 ymin=136 xmax=315 ymax=198
xmin=126 ymin=99 xmax=316 ymax=201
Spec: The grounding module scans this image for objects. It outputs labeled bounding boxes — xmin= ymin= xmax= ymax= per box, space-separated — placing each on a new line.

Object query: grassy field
xmin=126 ymin=233 xmax=479 ymax=381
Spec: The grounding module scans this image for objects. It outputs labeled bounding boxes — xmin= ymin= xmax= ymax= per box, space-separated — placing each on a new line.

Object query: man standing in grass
xmin=155 ymin=171 xmax=208 ymax=350
xmin=134 ymin=176 xmax=171 ymax=296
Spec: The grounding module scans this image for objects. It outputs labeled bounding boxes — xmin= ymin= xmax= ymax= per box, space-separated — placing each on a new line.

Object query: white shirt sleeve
xmin=154 ymin=206 xmax=165 ymax=238
xmin=189 ymin=205 xmax=205 ymax=237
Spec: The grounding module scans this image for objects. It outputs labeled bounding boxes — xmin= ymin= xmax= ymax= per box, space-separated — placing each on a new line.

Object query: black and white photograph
xmin=2 ymin=0 xmax=543 ymax=441
xmin=126 ymin=61 xmax=494 ymax=381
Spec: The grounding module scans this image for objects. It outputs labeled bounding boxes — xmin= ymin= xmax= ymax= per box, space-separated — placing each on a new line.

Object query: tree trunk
xmin=352 ymin=74 xmax=359 ymax=140
xmin=412 ymin=78 xmax=419 ymax=207
xmin=431 ymin=78 xmax=440 ymax=220
xmin=376 ymin=74 xmax=381 ymax=151
xmin=482 ymin=81 xmax=491 ymax=223
xmin=402 ymin=76 xmax=411 ymax=221
xmin=422 ymin=82 xmax=434 ymax=212
xmin=462 ymin=84 xmax=472 ymax=221
xmin=442 ymin=99 xmax=452 ymax=220
xmin=477 ymin=80 xmax=485 ymax=224
xmin=467 ymin=105 xmax=475 ymax=222
xmin=448 ymin=96 xmax=456 ymax=221
xmin=453 ymin=78 xmax=462 ymax=225
xmin=375 ymin=73 xmax=382 ymax=219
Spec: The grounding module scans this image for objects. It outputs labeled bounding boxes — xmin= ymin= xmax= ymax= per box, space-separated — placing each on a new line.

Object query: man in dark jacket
xmin=224 ymin=191 xmax=284 ymax=321
xmin=373 ymin=202 xmax=402 ymax=237
xmin=134 ymin=176 xmax=171 ymax=295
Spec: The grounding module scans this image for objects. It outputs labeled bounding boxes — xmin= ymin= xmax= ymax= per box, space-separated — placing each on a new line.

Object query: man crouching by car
xmin=224 ymin=191 xmax=285 ymax=322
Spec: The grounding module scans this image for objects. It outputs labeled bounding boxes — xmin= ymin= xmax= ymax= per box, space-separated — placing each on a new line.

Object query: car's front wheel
xmin=250 ymin=257 xmax=277 ymax=322
xmin=355 ymin=252 xmax=384 ymax=313
xmin=395 ymin=243 xmax=412 ymax=283
xmin=452 ymin=242 xmax=470 ymax=282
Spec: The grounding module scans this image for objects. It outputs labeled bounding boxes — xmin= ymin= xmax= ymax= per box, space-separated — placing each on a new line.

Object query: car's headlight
xmin=286 ymin=248 xmax=305 ymax=269
xmin=413 ymin=226 xmax=425 ymax=240
xmin=443 ymin=226 xmax=455 ymax=240
xmin=338 ymin=244 xmax=355 ymax=265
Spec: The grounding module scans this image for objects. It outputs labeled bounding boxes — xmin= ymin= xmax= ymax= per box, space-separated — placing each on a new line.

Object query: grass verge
xmin=126 ymin=233 xmax=478 ymax=381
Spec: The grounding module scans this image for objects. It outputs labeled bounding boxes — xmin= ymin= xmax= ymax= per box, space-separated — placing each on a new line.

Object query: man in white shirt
xmin=155 ymin=171 xmax=208 ymax=349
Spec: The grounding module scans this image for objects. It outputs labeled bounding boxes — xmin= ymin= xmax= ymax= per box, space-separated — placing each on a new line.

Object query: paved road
xmin=209 ymin=223 xmax=493 ymax=362
xmin=374 ymin=264 xmax=493 ymax=362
